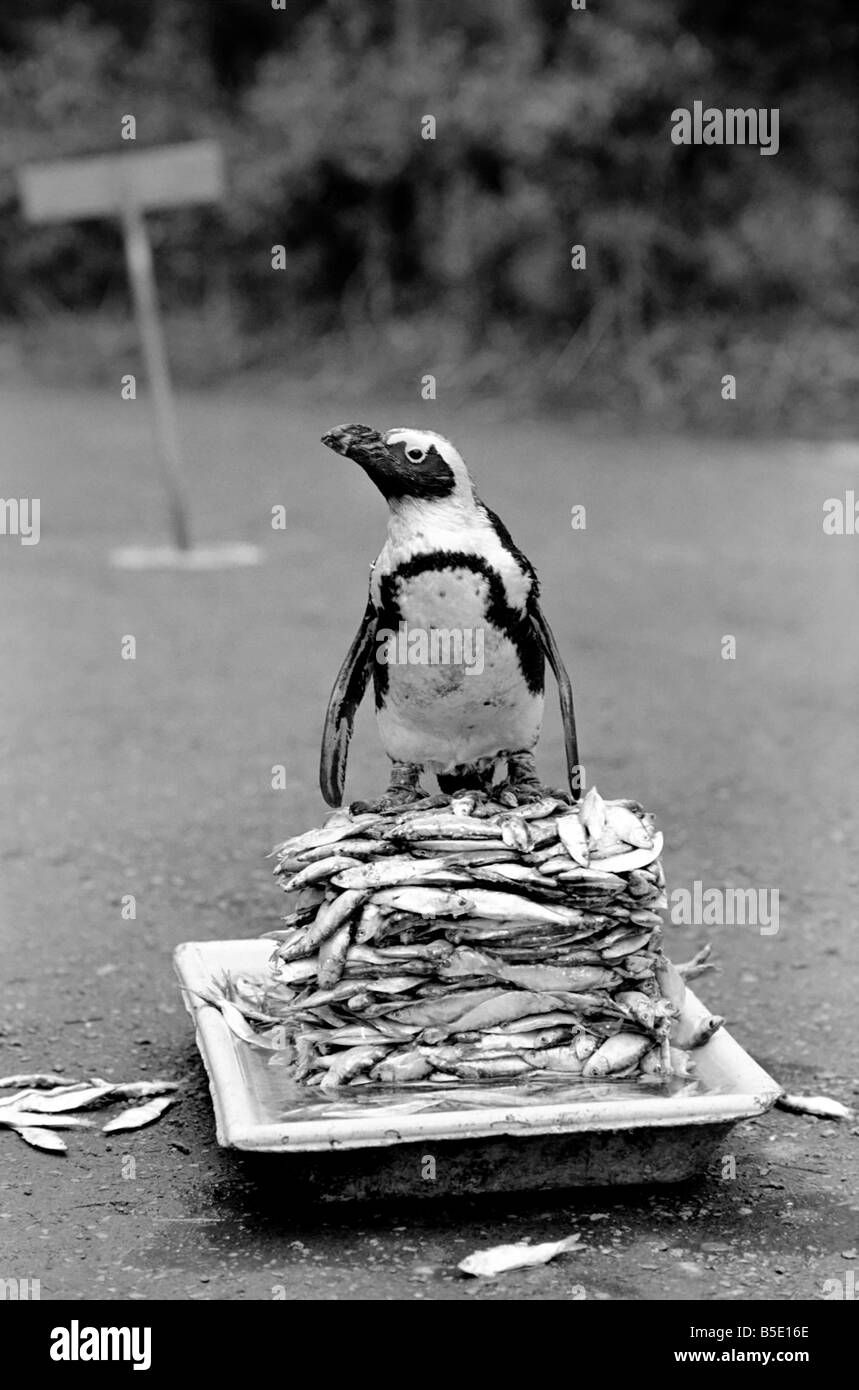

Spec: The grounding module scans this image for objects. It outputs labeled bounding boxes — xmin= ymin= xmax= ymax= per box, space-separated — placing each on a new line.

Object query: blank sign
xmin=19 ymin=140 xmax=225 ymax=222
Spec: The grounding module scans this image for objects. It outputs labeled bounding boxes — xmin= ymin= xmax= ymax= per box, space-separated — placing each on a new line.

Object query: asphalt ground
xmin=1 ymin=381 xmax=857 ymax=1300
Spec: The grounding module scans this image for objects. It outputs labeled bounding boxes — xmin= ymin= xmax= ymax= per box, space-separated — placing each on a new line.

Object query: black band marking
xmin=373 ymin=549 xmax=544 ymax=705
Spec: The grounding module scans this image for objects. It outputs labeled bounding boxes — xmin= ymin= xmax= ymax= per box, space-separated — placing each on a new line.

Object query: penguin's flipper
xmin=529 ymin=600 xmax=580 ymax=800
xmin=320 ymin=599 xmax=377 ymax=807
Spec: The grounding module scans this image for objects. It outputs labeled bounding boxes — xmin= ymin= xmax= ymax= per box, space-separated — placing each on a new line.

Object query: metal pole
xmin=120 ymin=198 xmax=192 ymax=551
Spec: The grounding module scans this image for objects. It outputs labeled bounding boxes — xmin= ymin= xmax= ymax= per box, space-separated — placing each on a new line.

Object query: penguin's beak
xmin=321 ymin=423 xmax=406 ymax=502
xmin=321 ymin=423 xmax=391 ymax=469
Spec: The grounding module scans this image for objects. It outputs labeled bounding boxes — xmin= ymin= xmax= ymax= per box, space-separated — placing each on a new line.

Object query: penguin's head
xmin=321 ymin=423 xmax=473 ymax=505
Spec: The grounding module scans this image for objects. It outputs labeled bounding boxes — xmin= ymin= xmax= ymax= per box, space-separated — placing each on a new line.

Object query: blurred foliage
xmin=0 ymin=0 xmax=856 ymax=429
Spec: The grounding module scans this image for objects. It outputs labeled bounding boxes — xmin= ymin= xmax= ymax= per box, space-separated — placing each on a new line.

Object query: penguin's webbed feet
xmin=349 ymin=761 xmax=427 ymax=814
xmin=494 ymin=751 xmax=572 ymax=807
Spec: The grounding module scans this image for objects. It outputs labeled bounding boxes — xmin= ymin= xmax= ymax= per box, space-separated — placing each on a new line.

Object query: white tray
xmin=174 ymin=940 xmax=781 ymax=1160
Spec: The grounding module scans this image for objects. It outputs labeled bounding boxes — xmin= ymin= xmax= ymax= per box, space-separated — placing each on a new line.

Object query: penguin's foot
xmin=495 ymin=751 xmax=571 ymax=807
xmin=494 ymin=784 xmax=541 ymax=807
xmin=350 ymin=762 xmax=426 ymax=814
xmin=350 ymin=788 xmax=426 ymax=813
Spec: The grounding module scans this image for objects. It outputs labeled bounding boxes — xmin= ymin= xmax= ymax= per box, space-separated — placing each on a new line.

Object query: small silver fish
xmin=405 ymin=869 xmax=478 ymax=888
xmin=516 ymin=797 xmax=569 ymax=821
xmin=344 ymin=991 xmax=374 ymax=1011
xmin=600 ymin=931 xmax=654 ymax=960
xmin=388 ymin=988 xmax=506 ymax=1028
xmin=555 ymin=868 xmax=625 ymax=892
xmin=499 ymin=816 xmax=532 ymax=853
xmin=582 ymin=1032 xmax=650 ymax=1077
xmin=497 ymin=963 xmax=619 ymax=992
xmin=458 ymin=1235 xmax=580 ymax=1278
xmin=626 ymin=870 xmax=655 ymax=898
xmin=275 ymin=889 xmax=368 ymax=962
xmin=438 ymin=945 xmax=500 ymax=979
xmin=283 ymin=856 xmax=362 ymax=890
xmin=368 ymin=1017 xmax=420 ymax=1041
xmin=615 ymin=990 xmax=666 ymax=1031
xmin=370 ymin=887 xmax=470 ymax=917
xmin=272 ymin=814 xmax=382 ymax=860
xmin=655 ymin=956 xmax=687 ymax=1011
xmin=332 ymin=856 xmax=450 ymax=890
xmin=474 ymin=1027 xmax=572 ymax=1051
xmin=361 ymin=940 xmax=452 ymax=963
xmin=294 ymin=838 xmax=393 ymax=862
xmin=527 ymin=820 xmax=563 ymax=848
xmin=604 ymin=804 xmax=653 ymax=850
xmin=411 ymin=840 xmax=513 ymax=857
xmin=24 ymin=1085 xmax=118 ymax=1113
xmin=353 ymin=903 xmax=387 ymax=944
xmin=776 ymin=1094 xmax=852 ymax=1120
xmin=452 ymin=991 xmax=572 ymax=1033
xmin=217 ymin=1001 xmax=287 ymax=1049
xmin=528 ymin=1045 xmax=584 ymax=1072
xmin=16 ymin=1126 xmax=68 ymax=1153
xmin=102 ymin=1095 xmax=177 ymax=1132
xmin=319 ymin=1044 xmax=391 ymax=1090
xmin=455 ymin=889 xmax=586 ymax=927
xmin=447 ymin=1056 xmax=532 ymax=1079
xmin=381 ymin=813 xmax=502 ymax=841
xmin=672 ymin=1012 xmax=724 ymax=1049
xmin=527 ymin=843 xmax=567 ymax=865
xmin=668 ymin=1046 xmax=695 ymax=1078
xmin=371 ymin=1051 xmax=433 ymax=1082
xmin=270 ymin=957 xmax=317 ymax=985
xmin=526 ymin=855 xmax=575 ymax=876
xmin=0 ymin=1111 xmax=95 ymax=1129
xmin=639 ymin=1046 xmax=665 ymax=1076
xmin=362 ymin=976 xmax=426 ymax=994
xmin=556 ymin=813 xmax=590 ymax=867
xmin=586 ymin=837 xmax=664 ymax=875
xmin=0 ymin=1073 xmax=82 ymax=1089
xmin=620 ymin=952 xmax=655 ymax=978
xmin=302 ymin=1025 xmax=387 ymax=1047
xmin=629 ymin=910 xmax=663 ymax=928
xmin=469 ymin=863 xmax=560 ymax=893
xmin=579 ymin=785 xmax=608 ymax=841
xmin=316 ymin=920 xmax=354 ymax=988
xmin=497 ymin=1011 xmax=588 ymax=1034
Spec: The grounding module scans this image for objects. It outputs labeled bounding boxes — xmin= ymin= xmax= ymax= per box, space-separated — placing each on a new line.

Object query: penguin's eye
xmin=406 ymin=447 xmax=426 ymax=463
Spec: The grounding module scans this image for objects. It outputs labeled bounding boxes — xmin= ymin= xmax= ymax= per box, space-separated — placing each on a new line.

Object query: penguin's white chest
xmin=374 ymin=566 xmax=543 ymax=772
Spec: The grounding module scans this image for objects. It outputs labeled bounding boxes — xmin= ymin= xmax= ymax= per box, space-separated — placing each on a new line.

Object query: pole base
xmin=109 ymin=542 xmax=263 ymax=571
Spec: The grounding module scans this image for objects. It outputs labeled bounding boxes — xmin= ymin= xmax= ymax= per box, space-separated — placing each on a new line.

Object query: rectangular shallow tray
xmin=174 ymin=939 xmax=781 ymax=1195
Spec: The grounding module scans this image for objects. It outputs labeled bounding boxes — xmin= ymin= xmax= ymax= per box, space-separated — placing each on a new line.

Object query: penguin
xmin=318 ymin=423 xmax=579 ymax=810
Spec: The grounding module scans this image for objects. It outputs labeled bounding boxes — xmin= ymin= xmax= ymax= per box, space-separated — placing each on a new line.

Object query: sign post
xmin=120 ymin=196 xmax=192 ymax=551
xmin=18 ymin=142 xmax=259 ymax=567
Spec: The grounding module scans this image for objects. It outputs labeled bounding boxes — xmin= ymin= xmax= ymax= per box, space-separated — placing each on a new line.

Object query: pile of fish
xmin=255 ymin=786 xmax=722 ymax=1093
xmin=0 ymin=1075 xmax=181 ymax=1153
